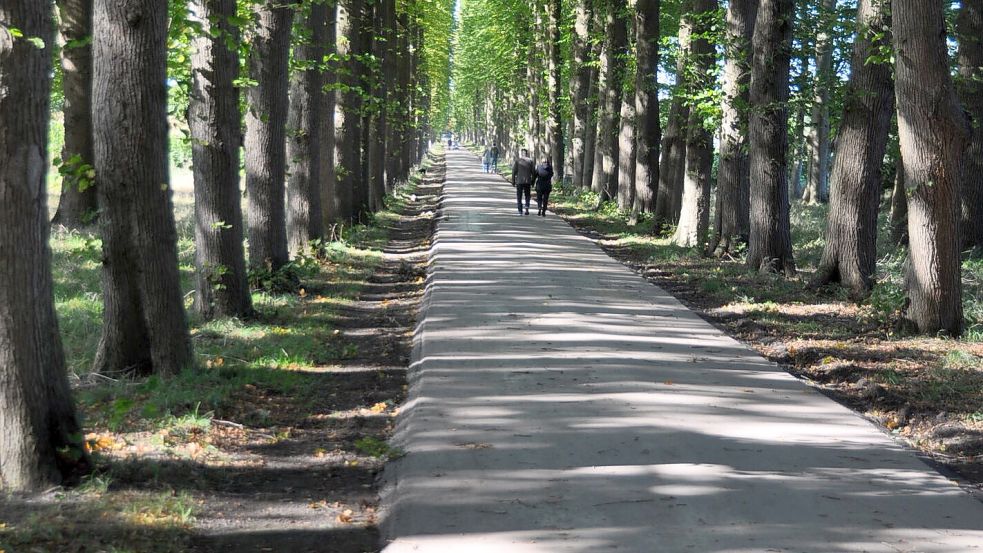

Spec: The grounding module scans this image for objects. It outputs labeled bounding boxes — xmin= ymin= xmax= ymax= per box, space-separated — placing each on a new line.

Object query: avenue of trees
xmin=0 ymin=0 xmax=453 ymax=492
xmin=451 ymin=0 xmax=981 ymax=335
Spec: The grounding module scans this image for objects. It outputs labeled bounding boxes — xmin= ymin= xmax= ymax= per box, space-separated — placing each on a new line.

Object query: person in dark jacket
xmin=534 ymin=157 xmax=554 ymax=217
xmin=512 ymin=148 xmax=536 ymax=215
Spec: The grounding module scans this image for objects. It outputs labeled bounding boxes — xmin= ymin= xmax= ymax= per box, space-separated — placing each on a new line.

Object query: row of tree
xmin=0 ymin=0 xmax=452 ymax=492
xmin=450 ymin=0 xmax=982 ymax=337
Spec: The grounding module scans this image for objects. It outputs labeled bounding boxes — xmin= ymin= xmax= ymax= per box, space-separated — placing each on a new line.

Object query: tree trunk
xmin=320 ymin=2 xmax=338 ymax=227
xmin=802 ymin=0 xmax=836 ymax=205
xmin=653 ymin=2 xmax=691 ymax=231
xmin=334 ymin=0 xmax=363 ymax=222
xmin=581 ymin=7 xmax=604 ymax=189
xmin=245 ymin=2 xmax=293 ymax=270
xmin=0 ymin=0 xmax=90 ymax=492
xmin=894 ymin=0 xmax=969 ymax=335
xmin=890 ymin=163 xmax=908 ymax=245
xmin=747 ymin=0 xmax=796 ymax=275
xmin=673 ymin=0 xmax=718 ymax=249
xmin=93 ymin=0 xmax=194 ymax=376
xmin=958 ymin=0 xmax=983 ymax=251
xmin=189 ymin=0 xmax=253 ymax=320
xmin=617 ymin=88 xmax=637 ymax=212
xmin=546 ymin=0 xmax=564 ymax=179
xmin=592 ymin=0 xmax=629 ymax=204
xmin=366 ymin=0 xmax=389 ymax=213
xmin=382 ymin=0 xmax=399 ymax=193
xmin=631 ymin=0 xmax=660 ymax=223
xmin=813 ymin=0 xmax=894 ymax=297
xmin=355 ymin=6 xmax=373 ymax=218
xmin=51 ymin=0 xmax=98 ymax=229
xmin=287 ymin=1 xmax=326 ymax=255
xmin=570 ymin=0 xmax=594 ymax=189
xmin=710 ymin=0 xmax=757 ymax=256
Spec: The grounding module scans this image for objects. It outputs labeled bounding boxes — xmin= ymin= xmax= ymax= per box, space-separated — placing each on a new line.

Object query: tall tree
xmin=747 ymin=0 xmax=796 ymax=274
xmin=630 ymin=0 xmax=660 ymax=224
xmin=0 ymin=0 xmax=90 ymax=492
xmin=93 ymin=0 xmax=195 ymax=376
xmin=957 ymin=0 xmax=983 ymax=251
xmin=189 ymin=0 xmax=253 ymax=320
xmin=287 ymin=1 xmax=326 ymax=255
xmin=333 ymin=0 xmax=364 ymax=222
xmin=367 ymin=0 xmax=393 ymax=212
xmin=653 ymin=1 xmax=692 ymax=231
xmin=673 ymin=0 xmax=718 ymax=249
xmin=320 ymin=2 xmax=339 ymax=228
xmin=546 ymin=0 xmax=564 ymax=177
xmin=814 ymin=0 xmax=894 ymax=297
xmin=710 ymin=0 xmax=757 ymax=256
xmin=581 ymin=7 xmax=604 ymax=189
xmin=245 ymin=1 xmax=294 ymax=271
xmin=801 ymin=0 xmax=836 ymax=205
xmin=592 ymin=0 xmax=629 ymax=204
xmin=894 ymin=0 xmax=969 ymax=335
xmin=570 ymin=0 xmax=594 ymax=189
xmin=51 ymin=0 xmax=98 ymax=229
xmin=617 ymin=79 xmax=637 ymax=212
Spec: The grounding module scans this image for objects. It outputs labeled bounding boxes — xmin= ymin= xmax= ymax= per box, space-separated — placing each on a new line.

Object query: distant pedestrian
xmin=512 ymin=148 xmax=536 ymax=216
xmin=491 ymin=142 xmax=500 ymax=170
xmin=535 ymin=157 xmax=554 ymax=217
xmin=448 ymin=137 xmax=453 ymax=149
xmin=482 ymin=145 xmax=494 ymax=173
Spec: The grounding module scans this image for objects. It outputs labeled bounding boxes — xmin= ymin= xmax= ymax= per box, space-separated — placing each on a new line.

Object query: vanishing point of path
xmin=379 ymin=150 xmax=983 ymax=552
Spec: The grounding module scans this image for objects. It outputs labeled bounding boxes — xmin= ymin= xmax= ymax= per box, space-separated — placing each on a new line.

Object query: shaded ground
xmin=0 ymin=153 xmax=445 ymax=553
xmin=549 ymin=186 xmax=983 ymax=493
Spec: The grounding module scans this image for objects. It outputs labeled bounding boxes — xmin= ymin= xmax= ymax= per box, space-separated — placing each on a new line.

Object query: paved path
xmin=379 ymin=150 xmax=983 ymax=552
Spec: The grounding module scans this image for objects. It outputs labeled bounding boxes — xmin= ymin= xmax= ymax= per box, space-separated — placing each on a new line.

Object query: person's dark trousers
xmin=537 ymin=187 xmax=552 ymax=215
xmin=516 ymin=183 xmax=532 ymax=213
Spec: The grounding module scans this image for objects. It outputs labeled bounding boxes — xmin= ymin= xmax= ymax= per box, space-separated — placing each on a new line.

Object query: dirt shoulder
xmin=0 ymin=153 xmax=445 ymax=553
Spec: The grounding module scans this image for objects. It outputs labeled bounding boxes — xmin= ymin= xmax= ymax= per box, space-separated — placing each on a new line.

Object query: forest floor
xmin=547 ymin=183 xmax=983 ymax=492
xmin=0 ymin=153 xmax=445 ymax=553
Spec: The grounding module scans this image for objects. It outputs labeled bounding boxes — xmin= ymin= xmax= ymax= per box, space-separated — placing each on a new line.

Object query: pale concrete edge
xmin=377 ymin=156 xmax=448 ymax=549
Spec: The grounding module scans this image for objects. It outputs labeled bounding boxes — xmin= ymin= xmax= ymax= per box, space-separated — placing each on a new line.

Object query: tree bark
xmin=592 ymin=0 xmax=629 ymax=204
xmin=890 ymin=162 xmax=908 ymax=245
xmin=0 ymin=0 xmax=90 ymax=492
xmin=287 ymin=1 xmax=326 ymax=255
xmin=546 ymin=0 xmax=564 ymax=179
xmin=631 ymin=0 xmax=660 ymax=223
xmin=710 ymin=0 xmax=757 ymax=256
xmin=747 ymin=0 xmax=796 ymax=275
xmin=570 ymin=0 xmax=594 ymax=189
xmin=93 ymin=0 xmax=194 ymax=376
xmin=334 ymin=0 xmax=363 ymax=222
xmin=813 ymin=0 xmax=894 ymax=297
xmin=673 ymin=0 xmax=718 ymax=249
xmin=366 ymin=0 xmax=390 ymax=213
xmin=894 ymin=0 xmax=969 ymax=335
xmin=52 ymin=0 xmax=98 ymax=229
xmin=245 ymin=2 xmax=294 ymax=271
xmin=320 ymin=2 xmax=338 ymax=228
xmin=653 ymin=2 xmax=691 ymax=231
xmin=958 ymin=0 xmax=983 ymax=251
xmin=581 ymin=7 xmax=604 ymax=189
xmin=382 ymin=0 xmax=399 ymax=194
xmin=189 ymin=0 xmax=253 ymax=320
xmin=802 ymin=0 xmax=836 ymax=205
xmin=617 ymin=85 xmax=637 ymax=212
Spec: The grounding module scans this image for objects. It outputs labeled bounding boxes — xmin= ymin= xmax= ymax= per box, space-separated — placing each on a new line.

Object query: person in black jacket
xmin=534 ymin=157 xmax=554 ymax=217
xmin=512 ymin=148 xmax=536 ymax=215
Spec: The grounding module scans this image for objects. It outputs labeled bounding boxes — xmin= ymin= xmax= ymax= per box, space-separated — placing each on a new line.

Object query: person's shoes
xmin=524 ymin=210 xmax=529 ymax=215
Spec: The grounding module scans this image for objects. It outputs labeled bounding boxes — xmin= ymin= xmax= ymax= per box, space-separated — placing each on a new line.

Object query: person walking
xmin=491 ymin=142 xmax=500 ymax=170
xmin=512 ymin=148 xmax=536 ymax=215
xmin=535 ymin=156 xmax=554 ymax=217
xmin=482 ymin=145 xmax=494 ymax=173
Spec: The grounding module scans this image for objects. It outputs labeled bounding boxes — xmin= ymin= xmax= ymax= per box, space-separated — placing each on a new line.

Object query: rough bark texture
xmin=591 ymin=0 xmax=628 ymax=204
xmin=189 ymin=0 xmax=252 ymax=320
xmin=617 ymin=88 xmax=637 ymax=212
xmin=245 ymin=2 xmax=293 ymax=271
xmin=654 ymin=2 xmax=691 ymax=231
xmin=366 ymin=0 xmax=390 ymax=213
xmin=673 ymin=0 xmax=718 ymax=249
xmin=0 ymin=0 xmax=90 ymax=493
xmin=890 ymin=164 xmax=909 ymax=245
xmin=802 ymin=0 xmax=836 ymax=205
xmin=747 ymin=0 xmax=796 ymax=275
xmin=631 ymin=0 xmax=660 ymax=221
xmin=814 ymin=0 xmax=894 ymax=297
xmin=334 ymin=0 xmax=363 ymax=222
xmin=957 ymin=0 xmax=983 ymax=251
xmin=319 ymin=4 xmax=338 ymax=228
xmin=93 ymin=0 xmax=195 ymax=377
xmin=711 ymin=0 xmax=756 ymax=256
xmin=287 ymin=1 xmax=326 ymax=255
xmin=570 ymin=0 xmax=594 ymax=188
xmin=546 ymin=0 xmax=564 ymax=179
xmin=581 ymin=7 xmax=604 ymax=189
xmin=894 ymin=0 xmax=969 ymax=335
xmin=382 ymin=0 xmax=399 ymax=193
xmin=52 ymin=0 xmax=98 ymax=229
